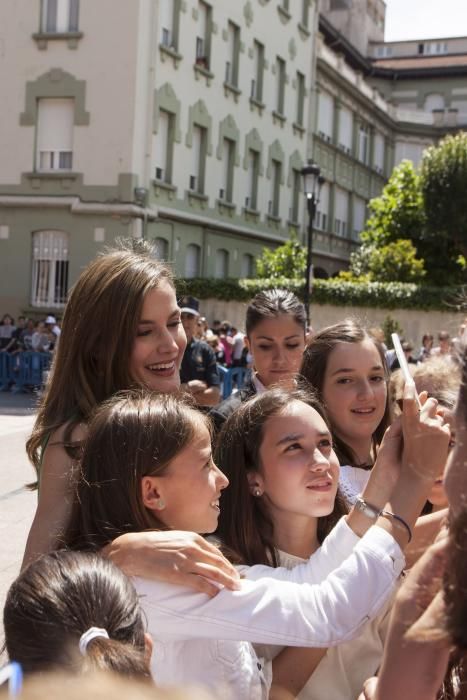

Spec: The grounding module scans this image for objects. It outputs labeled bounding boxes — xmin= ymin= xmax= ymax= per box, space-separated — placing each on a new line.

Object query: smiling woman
xmin=22 ymin=239 xmax=240 ymax=598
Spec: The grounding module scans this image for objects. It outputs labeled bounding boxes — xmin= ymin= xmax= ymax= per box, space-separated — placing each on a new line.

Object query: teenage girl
xmin=210 ymin=289 xmax=306 ymax=432
xmin=300 ymin=319 xmax=450 ymax=566
xmin=215 ymin=385 xmax=449 ymax=699
xmin=4 ymin=550 xmax=150 ymax=678
xmin=66 ymin=389 xmax=448 ymax=699
xmin=23 ymin=240 xmax=239 ymax=595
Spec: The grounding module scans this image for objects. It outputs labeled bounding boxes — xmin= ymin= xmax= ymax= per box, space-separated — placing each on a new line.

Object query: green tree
xmin=256 ymin=232 xmax=306 ymax=280
xmin=421 ymin=132 xmax=467 ymax=255
xmin=348 ymin=159 xmax=464 ymax=285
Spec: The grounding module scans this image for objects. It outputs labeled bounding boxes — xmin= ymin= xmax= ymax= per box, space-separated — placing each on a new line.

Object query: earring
xmin=156 ymin=498 xmax=165 ymax=510
xmin=254 ymin=489 xmax=261 ymax=497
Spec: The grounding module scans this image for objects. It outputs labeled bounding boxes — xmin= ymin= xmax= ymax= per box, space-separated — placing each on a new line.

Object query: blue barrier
xmin=0 ymin=351 xmax=52 ymax=392
xmin=217 ymin=365 xmax=247 ymax=399
xmin=0 ymin=352 xmax=12 ymax=389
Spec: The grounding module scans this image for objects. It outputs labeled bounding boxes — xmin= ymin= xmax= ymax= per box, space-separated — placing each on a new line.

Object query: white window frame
xmin=41 ymin=0 xmax=79 ymax=33
xmin=31 ymin=230 xmax=69 ymax=308
xmin=36 ymin=98 xmax=74 ymax=173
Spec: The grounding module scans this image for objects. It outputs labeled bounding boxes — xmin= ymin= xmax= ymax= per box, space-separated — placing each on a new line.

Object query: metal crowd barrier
xmin=217 ymin=365 xmax=247 ymax=399
xmin=0 ymin=351 xmax=52 ymax=392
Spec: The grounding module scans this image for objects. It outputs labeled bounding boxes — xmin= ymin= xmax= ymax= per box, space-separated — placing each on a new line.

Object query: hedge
xmin=176 ymin=278 xmax=465 ymax=312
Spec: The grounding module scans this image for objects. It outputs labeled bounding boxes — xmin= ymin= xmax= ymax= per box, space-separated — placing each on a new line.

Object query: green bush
xmin=176 ymin=278 xmax=464 ymax=312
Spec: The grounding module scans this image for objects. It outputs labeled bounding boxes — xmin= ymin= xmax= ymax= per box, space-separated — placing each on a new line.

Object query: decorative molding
xmin=20 ymin=69 xmax=89 ymax=126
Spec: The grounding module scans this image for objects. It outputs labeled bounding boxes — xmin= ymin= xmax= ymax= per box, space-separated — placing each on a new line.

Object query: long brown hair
xmin=26 ymin=239 xmax=173 ymax=477
xmin=4 ymin=550 xmax=148 ymax=677
xmin=67 ymin=391 xmax=209 ymax=551
xmin=215 ymin=386 xmax=347 ymax=566
xmin=300 ymin=319 xmax=391 ymax=469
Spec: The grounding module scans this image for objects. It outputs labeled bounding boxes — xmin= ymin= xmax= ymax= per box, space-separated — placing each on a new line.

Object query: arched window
xmin=185 ymin=243 xmax=201 ymax=278
xmin=241 ymin=253 xmax=255 ymax=278
xmin=154 ymin=237 xmax=169 ymax=261
xmin=215 ymin=249 xmax=229 ymax=279
xmin=31 ymin=230 xmax=69 ymax=307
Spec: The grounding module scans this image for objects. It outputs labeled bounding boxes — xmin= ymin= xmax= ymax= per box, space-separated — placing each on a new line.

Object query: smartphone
xmin=391 ymin=333 xmax=422 ymax=410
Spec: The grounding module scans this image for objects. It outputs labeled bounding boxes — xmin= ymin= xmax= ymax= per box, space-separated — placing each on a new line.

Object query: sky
xmin=384 ymin=0 xmax=467 ymax=41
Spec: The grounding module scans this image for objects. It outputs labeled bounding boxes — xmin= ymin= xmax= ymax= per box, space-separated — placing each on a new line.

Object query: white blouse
xmin=134 ymin=519 xmax=404 ymax=699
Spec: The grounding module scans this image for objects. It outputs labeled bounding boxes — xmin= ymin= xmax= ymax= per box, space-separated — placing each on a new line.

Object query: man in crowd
xmin=179 ymin=296 xmax=220 ymax=408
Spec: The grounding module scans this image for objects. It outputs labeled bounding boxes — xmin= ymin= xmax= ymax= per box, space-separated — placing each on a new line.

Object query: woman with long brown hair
xmin=23 ymin=239 xmax=239 ymax=595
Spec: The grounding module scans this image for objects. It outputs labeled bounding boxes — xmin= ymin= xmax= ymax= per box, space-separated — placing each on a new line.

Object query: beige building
xmin=0 ymin=0 xmax=317 ymax=317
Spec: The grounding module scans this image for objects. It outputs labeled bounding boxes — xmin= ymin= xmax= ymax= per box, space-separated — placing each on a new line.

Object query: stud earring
xmin=254 ymin=489 xmax=261 ymax=497
xmin=156 ymin=498 xmax=165 ymax=510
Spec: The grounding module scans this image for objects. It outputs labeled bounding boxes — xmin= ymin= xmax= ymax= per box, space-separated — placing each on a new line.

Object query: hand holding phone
xmin=391 ymin=333 xmax=422 ymax=410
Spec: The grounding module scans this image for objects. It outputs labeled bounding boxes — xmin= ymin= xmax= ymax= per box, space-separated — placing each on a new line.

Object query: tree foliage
xmin=347 ymin=156 xmax=466 ymax=285
xmin=421 ymin=132 xmax=467 ymax=253
xmin=256 ymin=232 xmax=306 ymax=280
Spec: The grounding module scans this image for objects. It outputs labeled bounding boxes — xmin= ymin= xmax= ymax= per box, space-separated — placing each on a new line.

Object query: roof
xmin=372 ymin=54 xmax=467 ymax=70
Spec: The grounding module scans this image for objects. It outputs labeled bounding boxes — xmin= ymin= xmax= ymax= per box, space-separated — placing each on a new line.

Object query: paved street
xmin=0 ymin=391 xmax=38 ymax=650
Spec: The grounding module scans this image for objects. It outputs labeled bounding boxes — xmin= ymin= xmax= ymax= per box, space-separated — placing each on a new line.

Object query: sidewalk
xmin=0 ymin=392 xmax=38 ymax=653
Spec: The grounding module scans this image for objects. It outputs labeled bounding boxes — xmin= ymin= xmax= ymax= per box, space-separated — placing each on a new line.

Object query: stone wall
xmin=199 ymin=298 xmax=464 ymax=344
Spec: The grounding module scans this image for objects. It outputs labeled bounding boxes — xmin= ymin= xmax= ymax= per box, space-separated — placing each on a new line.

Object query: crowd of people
xmin=1 ymin=239 xmax=466 ymax=700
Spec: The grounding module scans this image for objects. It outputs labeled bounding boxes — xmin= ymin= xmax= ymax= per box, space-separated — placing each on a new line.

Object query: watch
xmin=354 ymin=495 xmax=382 ymax=520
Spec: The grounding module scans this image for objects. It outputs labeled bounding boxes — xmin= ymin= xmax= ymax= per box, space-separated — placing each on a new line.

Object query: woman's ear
xmin=144 ymin=633 xmax=153 ymax=667
xmin=141 ymin=476 xmax=165 ymax=511
xmin=246 ymin=470 xmax=265 ymax=498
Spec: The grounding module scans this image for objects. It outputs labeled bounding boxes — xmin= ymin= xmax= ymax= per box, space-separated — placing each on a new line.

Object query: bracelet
xmin=380 ymin=510 xmax=413 ymax=543
xmin=354 ymin=495 xmax=382 ymax=520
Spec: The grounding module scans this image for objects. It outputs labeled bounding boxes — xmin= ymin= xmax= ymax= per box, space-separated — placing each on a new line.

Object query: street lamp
xmin=301 ymin=161 xmax=325 ymax=326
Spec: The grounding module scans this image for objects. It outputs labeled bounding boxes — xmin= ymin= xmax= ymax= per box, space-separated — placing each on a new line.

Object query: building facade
xmin=311 ymin=0 xmax=467 ymax=276
xmin=0 ymin=0 xmax=317 ymax=317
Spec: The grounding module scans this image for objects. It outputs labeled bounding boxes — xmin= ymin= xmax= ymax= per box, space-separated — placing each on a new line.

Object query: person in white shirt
xmin=68 ymin=390 xmax=449 ymax=699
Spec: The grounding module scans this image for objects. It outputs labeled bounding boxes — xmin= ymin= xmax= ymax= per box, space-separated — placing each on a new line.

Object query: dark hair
xmin=215 ymin=386 xmax=347 ymax=566
xmin=67 ymin=391 xmax=210 ymax=550
xmin=300 ymin=319 xmax=391 ymax=468
xmin=245 ymin=289 xmax=306 ymax=337
xmin=27 ymin=239 xmax=174 ymax=476
xmin=3 ymin=551 xmax=148 ymax=677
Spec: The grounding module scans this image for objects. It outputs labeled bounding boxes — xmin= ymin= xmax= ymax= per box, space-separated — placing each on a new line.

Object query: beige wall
xmin=198 ymin=299 xmax=463 ymax=344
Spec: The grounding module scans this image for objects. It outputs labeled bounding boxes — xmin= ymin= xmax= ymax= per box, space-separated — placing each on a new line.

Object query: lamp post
xmin=301 ymin=161 xmax=325 ymax=326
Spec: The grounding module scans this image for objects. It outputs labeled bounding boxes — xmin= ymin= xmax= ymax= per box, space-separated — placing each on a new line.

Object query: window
xmin=31 ymin=231 xmax=69 ymax=307
xmin=36 ymin=98 xmax=74 ymax=172
xmin=189 ymin=125 xmax=207 ymax=194
xmin=301 ymin=0 xmax=309 ymax=27
xmin=269 ymin=159 xmax=282 ymax=218
xmin=241 ymin=253 xmax=255 ymax=278
xmin=159 ymin=0 xmax=180 ymax=51
xmin=353 ymin=197 xmax=366 ymax=240
xmin=290 ymin=169 xmax=301 ymax=223
xmin=215 ymin=249 xmax=229 ymax=279
xmin=41 ymin=0 xmax=79 ymax=33
xmin=154 ymin=237 xmax=169 ymax=260
xmin=317 ymin=91 xmax=334 ymax=142
xmin=251 ymin=40 xmax=264 ymax=102
xmin=185 ymin=244 xmax=201 ymax=278
xmin=245 ymin=149 xmax=260 ymax=210
xmin=275 ymin=57 xmax=286 ymax=115
xmin=334 ymin=187 xmax=349 ymax=237
xmin=316 ymin=182 xmax=329 ymax=231
xmin=373 ymin=132 xmax=385 ymax=173
xmin=155 ymin=109 xmax=175 ymax=183
xmin=424 ymin=93 xmax=445 ymax=112
xmin=296 ymin=71 xmax=305 ymax=126
xmin=225 ymin=21 xmax=240 ymax=87
xmin=220 ymin=138 xmax=235 ymax=202
xmin=338 ymin=106 xmax=353 ymax=153
xmin=358 ymin=125 xmax=369 ymax=165
xmin=195 ymin=1 xmax=212 ymax=70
